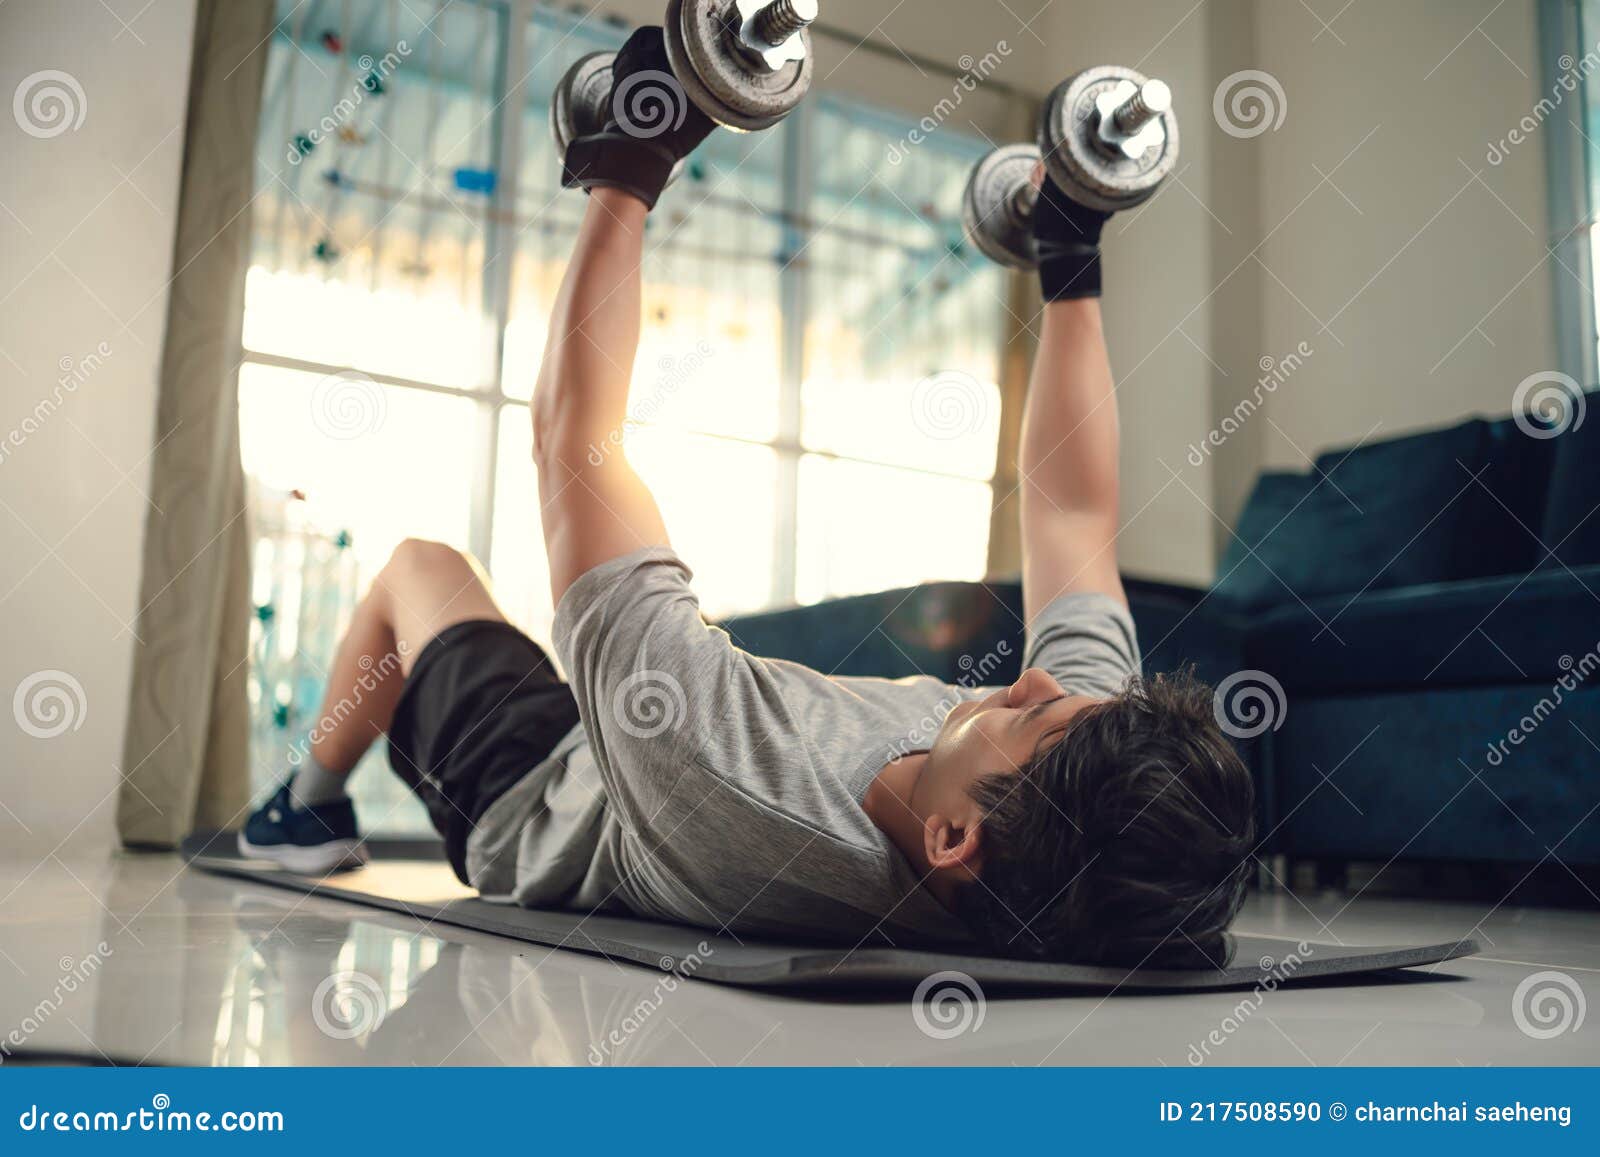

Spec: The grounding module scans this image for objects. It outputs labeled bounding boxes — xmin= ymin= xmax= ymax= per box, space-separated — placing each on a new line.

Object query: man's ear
xmin=923 ymin=815 xmax=984 ymax=878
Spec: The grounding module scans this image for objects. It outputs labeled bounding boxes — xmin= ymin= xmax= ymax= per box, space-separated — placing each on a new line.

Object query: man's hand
xmin=562 ymin=26 xmax=717 ymax=210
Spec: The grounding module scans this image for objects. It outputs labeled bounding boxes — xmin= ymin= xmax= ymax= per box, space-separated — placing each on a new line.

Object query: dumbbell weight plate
xmin=664 ymin=0 xmax=813 ymax=132
xmin=551 ymin=52 xmax=684 ymax=187
xmin=1039 ymin=65 xmax=1180 ymax=213
xmin=962 ymin=144 xmax=1042 ymax=271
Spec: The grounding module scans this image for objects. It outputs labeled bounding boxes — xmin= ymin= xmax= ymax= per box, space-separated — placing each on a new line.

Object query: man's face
xmin=914 ymin=668 xmax=1100 ymax=822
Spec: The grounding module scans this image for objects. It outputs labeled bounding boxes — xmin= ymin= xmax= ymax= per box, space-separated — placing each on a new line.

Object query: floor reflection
xmin=90 ymin=865 xmax=779 ymax=1065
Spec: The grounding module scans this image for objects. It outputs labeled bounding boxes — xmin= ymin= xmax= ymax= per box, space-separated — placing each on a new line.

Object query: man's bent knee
xmin=386 ymin=537 xmax=477 ymax=578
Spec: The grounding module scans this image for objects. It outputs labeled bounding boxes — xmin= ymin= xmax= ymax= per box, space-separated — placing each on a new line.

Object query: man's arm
xmin=1019 ymin=298 xmax=1125 ymax=622
xmin=1017 ymin=167 xmax=1127 ymax=624
xmin=532 ymin=188 xmax=672 ymax=607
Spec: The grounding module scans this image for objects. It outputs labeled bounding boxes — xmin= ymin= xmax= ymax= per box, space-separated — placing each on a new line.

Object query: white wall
xmin=1251 ymin=0 xmax=1558 ymax=478
xmin=1026 ymin=0 xmax=1559 ymax=570
xmin=0 ymin=0 xmax=198 ymax=854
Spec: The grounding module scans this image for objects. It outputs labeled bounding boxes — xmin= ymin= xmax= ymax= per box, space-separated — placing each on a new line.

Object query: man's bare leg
xmin=239 ymin=537 xmax=508 ymax=871
xmin=303 ymin=538 xmax=507 ymax=779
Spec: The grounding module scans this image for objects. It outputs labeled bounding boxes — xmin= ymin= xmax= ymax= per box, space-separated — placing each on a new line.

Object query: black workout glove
xmin=562 ymin=26 xmax=718 ymax=211
xmin=1032 ymin=174 xmax=1114 ymax=301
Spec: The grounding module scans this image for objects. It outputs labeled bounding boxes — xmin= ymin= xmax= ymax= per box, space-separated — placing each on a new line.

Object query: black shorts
xmin=387 ymin=619 xmax=581 ymax=883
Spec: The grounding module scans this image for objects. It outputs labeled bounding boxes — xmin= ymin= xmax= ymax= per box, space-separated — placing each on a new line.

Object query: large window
xmin=241 ymin=0 xmax=1008 ymax=829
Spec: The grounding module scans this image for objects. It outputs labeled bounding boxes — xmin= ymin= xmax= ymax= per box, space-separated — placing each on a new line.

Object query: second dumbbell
xmin=964 ymin=65 xmax=1179 ymax=269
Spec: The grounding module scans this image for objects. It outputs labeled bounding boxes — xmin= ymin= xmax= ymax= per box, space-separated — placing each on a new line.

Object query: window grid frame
xmin=242 ymin=0 xmax=1005 ymax=613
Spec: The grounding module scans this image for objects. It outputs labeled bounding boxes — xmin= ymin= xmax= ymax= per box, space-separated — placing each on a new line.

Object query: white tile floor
xmin=0 ymin=854 xmax=1595 ymax=1066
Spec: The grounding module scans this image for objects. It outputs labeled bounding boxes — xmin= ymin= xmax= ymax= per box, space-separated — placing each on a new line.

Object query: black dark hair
xmin=956 ymin=669 xmax=1255 ymax=969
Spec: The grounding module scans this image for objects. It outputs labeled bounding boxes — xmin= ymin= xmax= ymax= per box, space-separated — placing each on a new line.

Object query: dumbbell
xmin=963 ymin=66 xmax=1180 ymax=270
xmin=551 ymin=0 xmax=818 ymax=176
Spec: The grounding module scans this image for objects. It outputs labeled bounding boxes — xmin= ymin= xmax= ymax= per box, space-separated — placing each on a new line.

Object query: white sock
xmin=289 ymin=755 xmax=348 ymax=809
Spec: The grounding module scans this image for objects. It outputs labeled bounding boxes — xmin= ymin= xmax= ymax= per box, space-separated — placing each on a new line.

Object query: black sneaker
xmin=238 ymin=779 xmax=369 ymax=874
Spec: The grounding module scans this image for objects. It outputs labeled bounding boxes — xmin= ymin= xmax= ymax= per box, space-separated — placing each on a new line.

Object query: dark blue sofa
xmin=721 ymin=396 xmax=1600 ymax=872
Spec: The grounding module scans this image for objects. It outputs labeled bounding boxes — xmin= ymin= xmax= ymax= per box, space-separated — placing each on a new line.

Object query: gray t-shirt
xmin=466 ymin=547 xmax=1140 ymax=945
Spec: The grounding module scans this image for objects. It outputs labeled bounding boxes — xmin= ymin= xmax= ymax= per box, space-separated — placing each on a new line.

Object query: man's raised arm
xmin=532 ymin=189 xmax=672 ymax=607
xmin=532 ymin=28 xmax=720 ymax=607
xmin=1018 ymin=175 xmax=1127 ymax=623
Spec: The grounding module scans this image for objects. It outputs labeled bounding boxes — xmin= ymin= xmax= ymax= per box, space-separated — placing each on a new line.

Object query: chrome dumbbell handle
xmin=747 ymin=0 xmax=817 ymax=47
xmin=1112 ymin=79 xmax=1171 ymax=135
xmin=734 ymin=0 xmax=817 ymax=73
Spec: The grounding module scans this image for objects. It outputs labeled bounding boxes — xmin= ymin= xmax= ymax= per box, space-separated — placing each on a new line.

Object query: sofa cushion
xmin=1242 ymin=564 xmax=1600 ymax=693
xmin=1215 ymin=418 xmax=1550 ymax=612
xmin=1267 ymin=682 xmax=1600 ymax=865
xmin=1540 ymin=390 xmax=1600 ymax=569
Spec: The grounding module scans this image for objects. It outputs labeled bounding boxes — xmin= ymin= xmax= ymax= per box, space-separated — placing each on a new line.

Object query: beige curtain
xmin=118 ymin=0 xmax=273 ymax=847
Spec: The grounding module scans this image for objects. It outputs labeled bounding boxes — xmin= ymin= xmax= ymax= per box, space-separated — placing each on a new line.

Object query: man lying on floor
xmin=241 ymin=28 xmax=1255 ymax=968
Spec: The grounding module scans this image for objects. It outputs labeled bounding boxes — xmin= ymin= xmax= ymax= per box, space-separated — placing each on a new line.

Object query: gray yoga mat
xmin=186 ymin=844 xmax=1479 ymax=992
